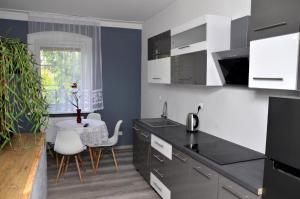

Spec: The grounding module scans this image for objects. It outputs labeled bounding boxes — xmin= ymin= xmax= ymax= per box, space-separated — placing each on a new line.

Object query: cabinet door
xmin=164 ymin=148 xmax=190 ymax=199
xmin=171 ymin=24 xmax=206 ymax=49
xmin=189 ymin=158 xmax=219 ymax=199
xmin=138 ymin=130 xmax=151 ymax=183
xmin=148 ymin=30 xmax=171 ymax=60
xmin=148 ymin=57 xmax=171 ymax=84
xmin=249 ymin=33 xmax=300 ymax=90
xmin=250 ymin=0 xmax=300 ymax=40
xmin=171 ymin=50 xmax=207 ymax=85
xmin=133 ymin=125 xmax=141 ymax=171
xmin=218 ymin=176 xmax=260 ymax=199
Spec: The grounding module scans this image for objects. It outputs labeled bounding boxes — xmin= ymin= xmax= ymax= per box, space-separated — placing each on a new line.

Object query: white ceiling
xmin=0 ymin=0 xmax=177 ymax=22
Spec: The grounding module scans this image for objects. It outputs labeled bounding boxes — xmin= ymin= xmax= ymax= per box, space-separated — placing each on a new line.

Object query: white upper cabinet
xmin=171 ymin=15 xmax=231 ymax=86
xmin=148 ymin=57 xmax=171 ymax=84
xmin=249 ymin=33 xmax=300 ymax=90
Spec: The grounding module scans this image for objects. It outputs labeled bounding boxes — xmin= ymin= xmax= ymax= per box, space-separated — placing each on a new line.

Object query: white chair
xmin=91 ymin=120 xmax=123 ymax=172
xmin=54 ymin=130 xmax=86 ymax=183
xmin=87 ymin=113 xmax=101 ymax=120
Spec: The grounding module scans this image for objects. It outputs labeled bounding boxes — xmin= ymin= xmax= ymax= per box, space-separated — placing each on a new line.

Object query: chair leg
xmin=65 ymin=156 xmax=70 ymax=173
xmin=111 ymin=147 xmax=119 ymax=172
xmin=56 ymin=155 xmax=65 ymax=183
xmin=78 ymin=154 xmax=84 ymax=167
xmin=75 ymin=155 xmax=84 ymax=183
xmin=89 ymin=147 xmax=95 ymax=171
xmin=95 ymin=148 xmax=102 ymax=173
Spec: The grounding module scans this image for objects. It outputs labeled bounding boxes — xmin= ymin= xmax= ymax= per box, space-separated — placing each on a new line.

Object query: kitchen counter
xmin=134 ymin=119 xmax=265 ymax=196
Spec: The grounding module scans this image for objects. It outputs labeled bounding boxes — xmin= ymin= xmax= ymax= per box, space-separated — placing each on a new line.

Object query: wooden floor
xmin=47 ymin=148 xmax=160 ymax=199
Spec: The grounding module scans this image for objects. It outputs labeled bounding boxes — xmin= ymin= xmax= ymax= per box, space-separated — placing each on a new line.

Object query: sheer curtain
xmin=27 ymin=14 xmax=103 ymax=113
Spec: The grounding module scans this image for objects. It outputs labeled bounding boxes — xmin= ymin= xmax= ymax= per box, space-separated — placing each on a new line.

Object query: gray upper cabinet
xmin=133 ymin=125 xmax=151 ymax=183
xmin=189 ymin=158 xmax=219 ymax=199
xmin=218 ymin=176 xmax=260 ymax=199
xmin=250 ymin=0 xmax=300 ymax=40
xmin=171 ymin=24 xmax=206 ymax=49
xmin=148 ymin=30 xmax=171 ymax=61
xmin=171 ymin=50 xmax=207 ymax=85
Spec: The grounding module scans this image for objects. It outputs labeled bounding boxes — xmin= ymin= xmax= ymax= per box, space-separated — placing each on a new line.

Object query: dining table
xmin=55 ymin=119 xmax=109 ymax=147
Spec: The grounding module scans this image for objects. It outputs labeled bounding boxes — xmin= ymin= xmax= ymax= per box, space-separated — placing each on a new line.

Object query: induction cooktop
xmin=184 ymin=141 xmax=265 ymax=165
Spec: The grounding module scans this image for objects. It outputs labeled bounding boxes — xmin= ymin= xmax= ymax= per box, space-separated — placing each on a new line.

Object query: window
xmin=28 ymin=31 xmax=93 ymax=114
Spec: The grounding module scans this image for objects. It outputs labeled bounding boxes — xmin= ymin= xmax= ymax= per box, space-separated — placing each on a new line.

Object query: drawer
xmin=218 ymin=176 xmax=261 ymax=199
xmin=171 ymin=41 xmax=207 ymax=56
xmin=150 ymin=172 xmax=171 ymax=199
xmin=151 ymin=134 xmax=172 ymax=160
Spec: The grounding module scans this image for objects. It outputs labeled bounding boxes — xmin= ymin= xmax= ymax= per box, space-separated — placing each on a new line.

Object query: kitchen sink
xmin=141 ymin=118 xmax=180 ymax=128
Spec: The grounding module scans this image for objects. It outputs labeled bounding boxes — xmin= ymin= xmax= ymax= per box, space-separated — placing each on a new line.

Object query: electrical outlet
xmin=198 ymin=103 xmax=204 ymax=110
xmin=119 ymin=131 xmax=123 ymax=136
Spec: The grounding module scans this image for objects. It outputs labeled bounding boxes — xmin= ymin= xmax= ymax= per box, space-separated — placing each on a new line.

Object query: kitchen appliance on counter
xmin=186 ymin=106 xmax=201 ymax=132
xmin=263 ymin=97 xmax=300 ymax=199
xmin=213 ymin=16 xmax=250 ymax=86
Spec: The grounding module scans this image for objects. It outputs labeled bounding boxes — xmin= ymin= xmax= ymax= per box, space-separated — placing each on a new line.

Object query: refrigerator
xmin=263 ymin=97 xmax=300 ymax=199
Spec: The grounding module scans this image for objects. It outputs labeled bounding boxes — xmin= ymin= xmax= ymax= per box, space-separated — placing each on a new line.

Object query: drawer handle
xmin=253 ymin=22 xmax=287 ymax=32
xmin=193 ymin=167 xmax=212 ymax=179
xmin=178 ymin=45 xmax=190 ymax=49
xmin=153 ymin=154 xmax=164 ymax=163
xmin=153 ymin=168 xmax=164 ymax=178
xmin=141 ymin=132 xmax=149 ymax=138
xmin=152 ymin=77 xmax=161 ymax=80
xmin=253 ymin=77 xmax=284 ymax=81
xmin=154 ymin=141 xmax=164 ymax=148
xmin=172 ymin=152 xmax=187 ymax=163
xmin=132 ymin=127 xmax=140 ymax=131
xmin=153 ymin=181 xmax=163 ymax=192
xmin=222 ymin=185 xmax=244 ymax=199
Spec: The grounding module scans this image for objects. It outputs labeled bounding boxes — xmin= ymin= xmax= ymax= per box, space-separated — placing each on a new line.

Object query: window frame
xmin=28 ymin=31 xmax=93 ymax=114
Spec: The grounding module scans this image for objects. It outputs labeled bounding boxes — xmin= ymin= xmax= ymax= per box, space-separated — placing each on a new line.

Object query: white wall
xmin=141 ymin=0 xmax=299 ymax=153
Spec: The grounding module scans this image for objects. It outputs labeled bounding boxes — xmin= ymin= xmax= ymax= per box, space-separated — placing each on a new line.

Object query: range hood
xmin=213 ymin=16 xmax=250 ymax=86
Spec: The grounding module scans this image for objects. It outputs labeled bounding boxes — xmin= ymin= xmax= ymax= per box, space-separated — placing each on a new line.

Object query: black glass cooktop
xmin=184 ymin=141 xmax=265 ymax=165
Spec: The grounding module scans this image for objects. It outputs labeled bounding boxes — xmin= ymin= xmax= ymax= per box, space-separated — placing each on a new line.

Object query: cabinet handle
xmin=253 ymin=22 xmax=287 ymax=32
xmin=172 ymin=152 xmax=187 ymax=163
xmin=193 ymin=167 xmax=212 ymax=179
xmin=153 ymin=168 xmax=164 ymax=178
xmin=140 ymin=132 xmax=149 ymax=138
xmin=153 ymin=181 xmax=163 ymax=192
xmin=154 ymin=141 xmax=164 ymax=148
xmin=178 ymin=45 xmax=190 ymax=49
xmin=253 ymin=77 xmax=284 ymax=81
xmin=132 ymin=127 xmax=140 ymax=131
xmin=152 ymin=77 xmax=161 ymax=80
xmin=222 ymin=185 xmax=244 ymax=199
xmin=153 ymin=154 xmax=164 ymax=163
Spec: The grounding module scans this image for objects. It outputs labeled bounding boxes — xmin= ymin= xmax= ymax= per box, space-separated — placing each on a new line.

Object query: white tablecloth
xmin=55 ymin=119 xmax=109 ymax=147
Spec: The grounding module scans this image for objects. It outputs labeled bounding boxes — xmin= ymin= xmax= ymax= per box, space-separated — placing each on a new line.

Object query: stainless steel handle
xmin=253 ymin=22 xmax=287 ymax=32
xmin=152 ymin=77 xmax=161 ymax=80
xmin=178 ymin=45 xmax=190 ymax=49
xmin=140 ymin=132 xmax=149 ymax=138
xmin=193 ymin=167 xmax=212 ymax=179
xmin=173 ymin=152 xmax=187 ymax=163
xmin=153 ymin=154 xmax=164 ymax=163
xmin=154 ymin=141 xmax=164 ymax=148
xmin=253 ymin=77 xmax=284 ymax=81
xmin=153 ymin=168 xmax=164 ymax=178
xmin=153 ymin=182 xmax=162 ymax=192
xmin=222 ymin=185 xmax=244 ymax=199
xmin=132 ymin=127 xmax=140 ymax=131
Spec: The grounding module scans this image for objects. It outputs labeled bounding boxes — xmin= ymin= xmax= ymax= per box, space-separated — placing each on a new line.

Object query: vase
xmin=76 ymin=108 xmax=82 ymax=123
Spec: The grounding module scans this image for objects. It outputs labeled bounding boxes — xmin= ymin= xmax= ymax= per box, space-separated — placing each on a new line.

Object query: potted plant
xmin=0 ymin=36 xmax=49 ymax=150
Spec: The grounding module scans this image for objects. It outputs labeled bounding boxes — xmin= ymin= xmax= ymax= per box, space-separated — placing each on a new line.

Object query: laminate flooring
xmin=47 ymin=148 xmax=160 ymax=199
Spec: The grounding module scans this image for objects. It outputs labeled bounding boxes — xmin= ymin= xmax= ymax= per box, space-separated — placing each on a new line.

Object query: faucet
xmin=161 ymin=101 xmax=168 ymax=119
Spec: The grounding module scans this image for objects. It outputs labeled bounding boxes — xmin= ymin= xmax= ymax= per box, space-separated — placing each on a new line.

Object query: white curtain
xmin=28 ymin=15 xmax=103 ymax=113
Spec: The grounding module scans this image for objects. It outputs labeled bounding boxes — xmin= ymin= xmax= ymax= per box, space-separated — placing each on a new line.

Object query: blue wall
xmin=0 ymin=19 xmax=141 ymax=146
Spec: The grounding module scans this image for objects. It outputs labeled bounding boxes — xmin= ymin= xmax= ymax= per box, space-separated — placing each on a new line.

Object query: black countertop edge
xmin=133 ymin=119 xmax=265 ymax=196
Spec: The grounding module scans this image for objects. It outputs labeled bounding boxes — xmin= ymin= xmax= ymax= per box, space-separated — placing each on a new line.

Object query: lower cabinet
xmin=189 ymin=158 xmax=219 ymax=199
xmin=133 ymin=125 xmax=151 ymax=183
xmin=218 ymin=176 xmax=260 ymax=199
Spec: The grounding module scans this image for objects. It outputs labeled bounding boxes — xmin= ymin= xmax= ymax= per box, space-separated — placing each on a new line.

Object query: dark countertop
xmin=134 ymin=119 xmax=265 ymax=196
